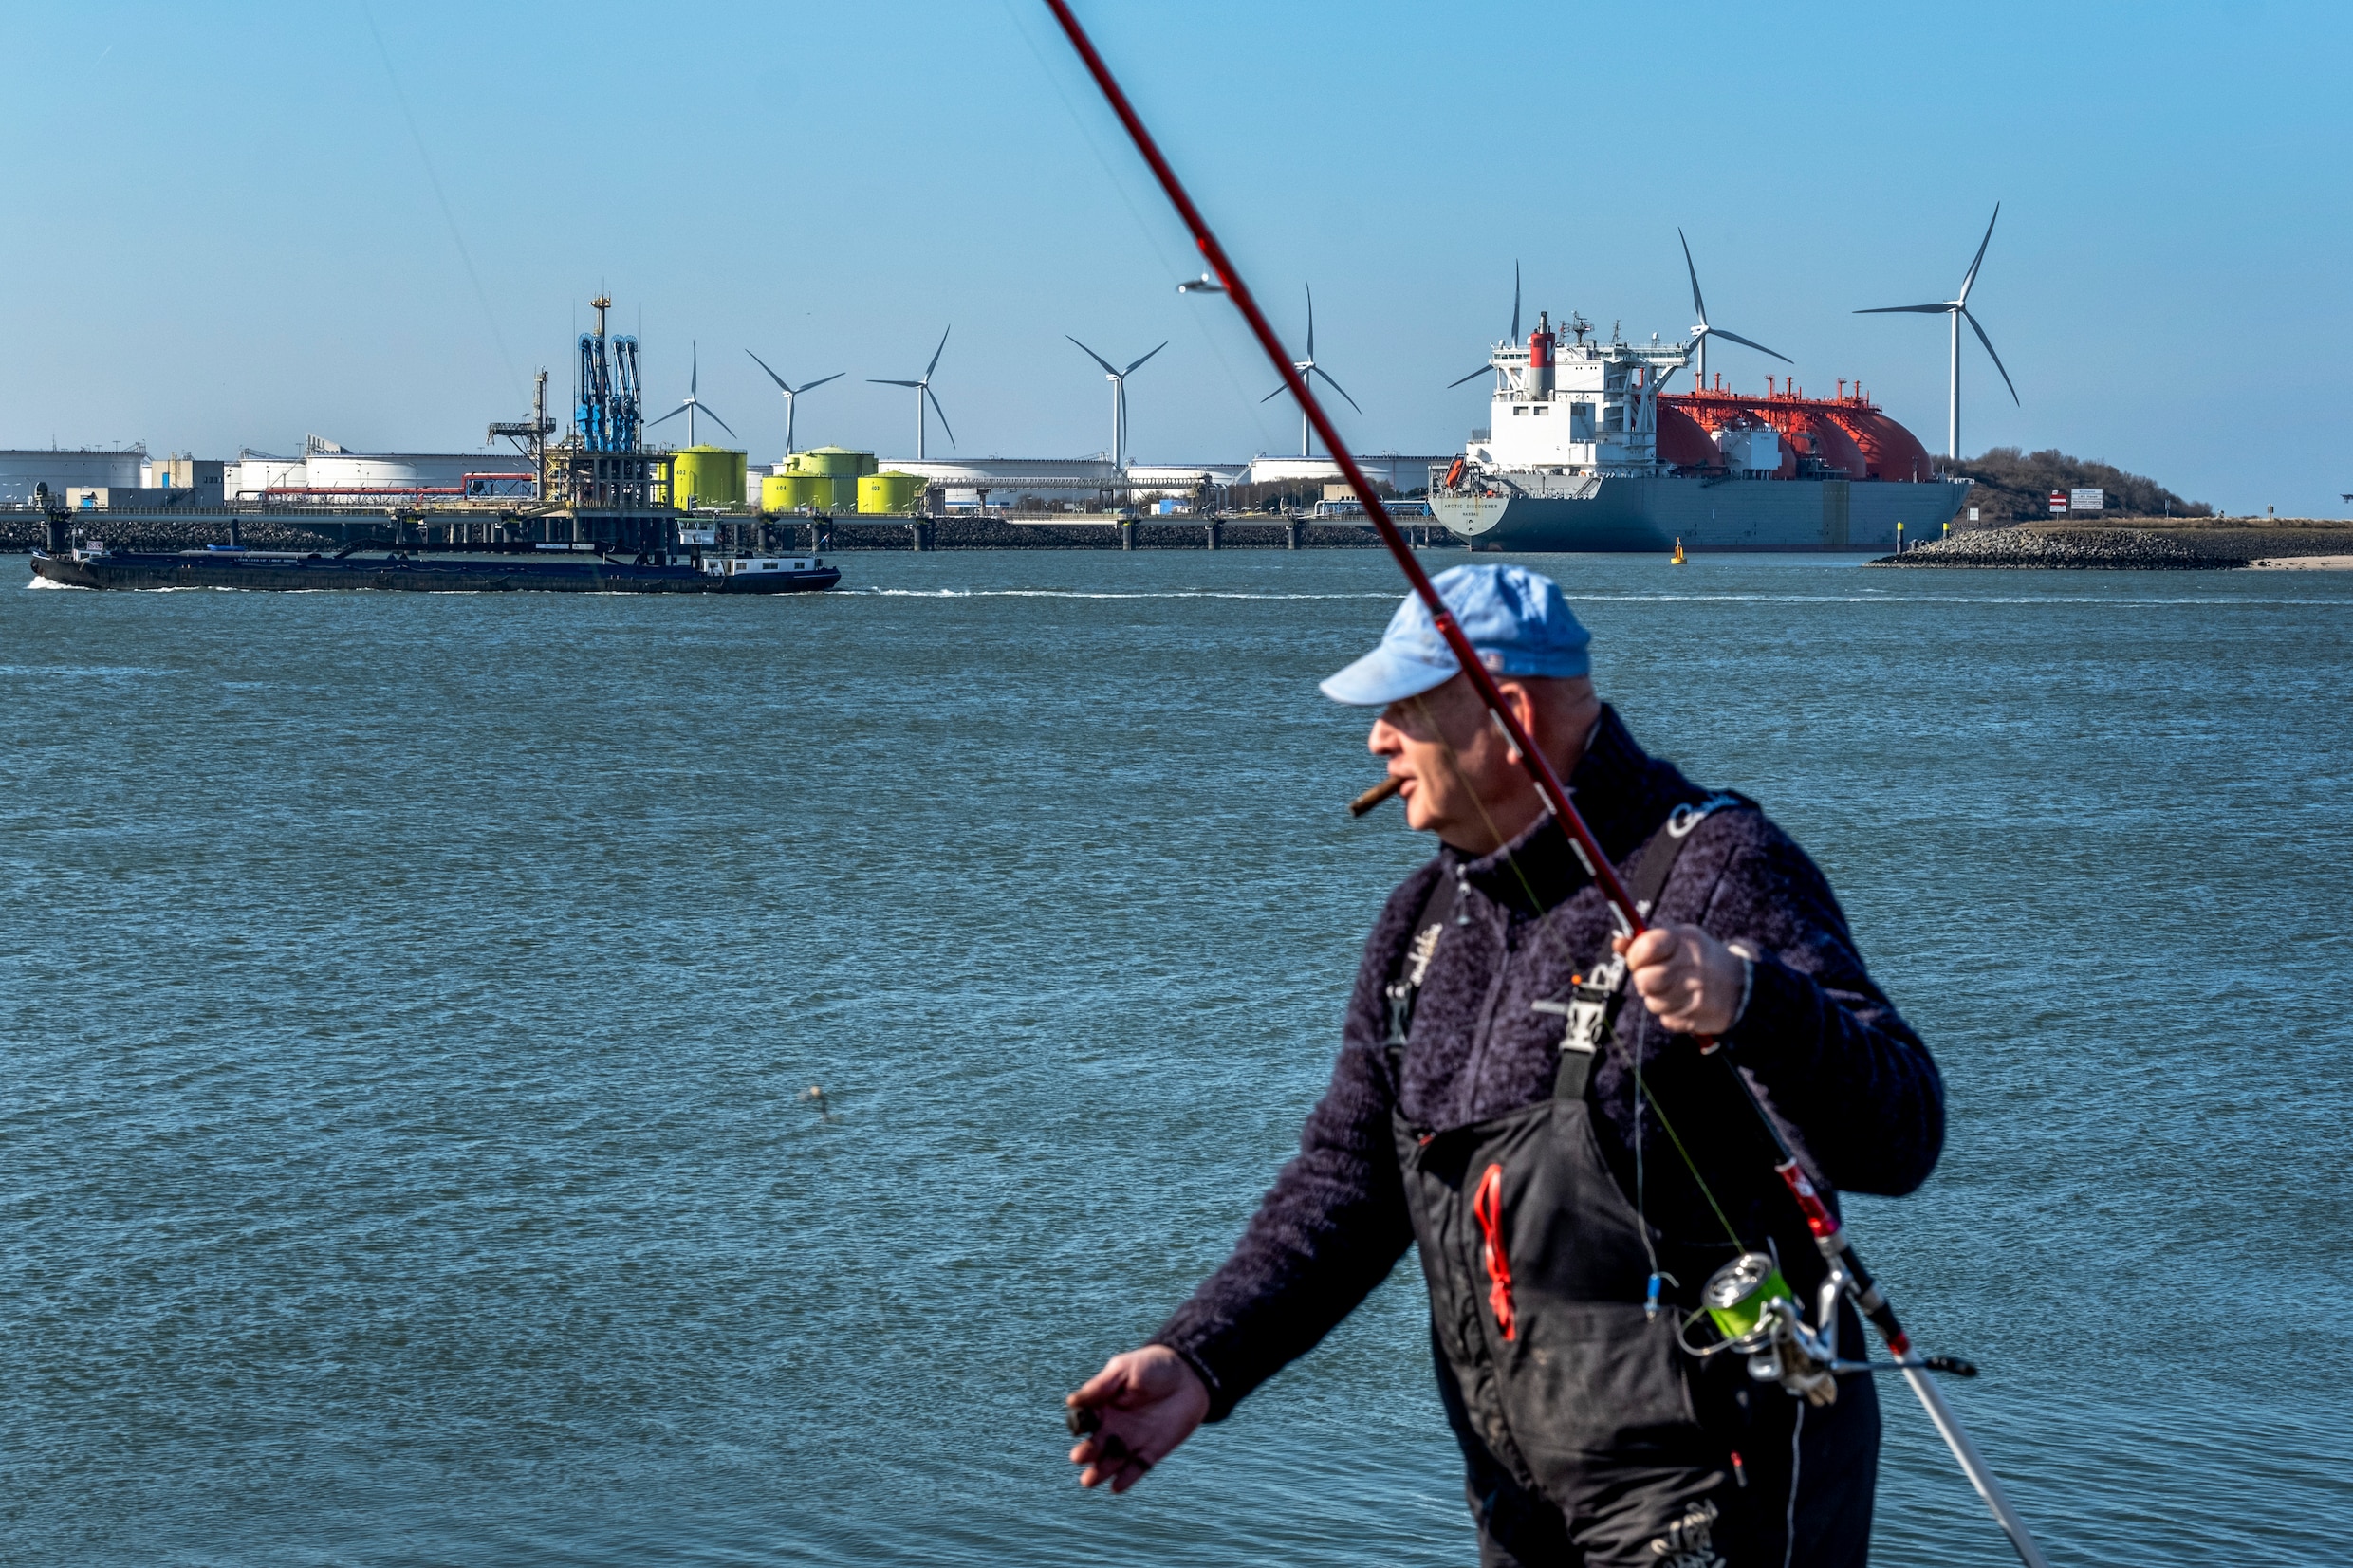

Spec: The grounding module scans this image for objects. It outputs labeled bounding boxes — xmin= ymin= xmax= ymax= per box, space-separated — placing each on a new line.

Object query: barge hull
xmin=29 ymin=551 xmax=840 ymax=594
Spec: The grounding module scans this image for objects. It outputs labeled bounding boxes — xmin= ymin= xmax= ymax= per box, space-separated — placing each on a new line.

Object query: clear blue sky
xmin=9 ymin=1 xmax=2348 ymax=512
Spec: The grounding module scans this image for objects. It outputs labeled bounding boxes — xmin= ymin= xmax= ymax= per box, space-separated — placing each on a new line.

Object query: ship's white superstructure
xmin=1467 ymin=312 xmax=1687 ymax=477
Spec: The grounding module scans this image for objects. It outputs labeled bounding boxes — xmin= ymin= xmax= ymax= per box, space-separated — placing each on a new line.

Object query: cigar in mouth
xmin=1348 ymin=775 xmax=1405 ymax=818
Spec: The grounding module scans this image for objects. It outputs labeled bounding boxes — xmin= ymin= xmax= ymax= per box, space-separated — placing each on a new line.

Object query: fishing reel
xmin=1683 ymin=1249 xmax=1979 ymax=1406
xmin=1685 ymin=1251 xmax=1842 ymax=1405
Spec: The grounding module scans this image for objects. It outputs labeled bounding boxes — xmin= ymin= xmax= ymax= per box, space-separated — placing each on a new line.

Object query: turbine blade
xmin=1704 ymin=326 xmax=1793 ymax=365
xmin=1066 ymin=335 xmax=1120 ymax=377
xmin=1678 ymin=227 xmax=1707 ymax=324
xmin=1262 ymin=384 xmax=1288 ymax=403
xmin=691 ymin=342 xmax=698 ymax=395
xmin=647 ymin=403 xmax=687 ymax=427
xmin=1962 ymin=307 xmax=2019 ymax=404
xmin=870 ymin=378 xmax=920 ymax=387
xmin=1854 ymin=304 xmax=1954 ymax=315
xmin=796 ymin=372 xmax=844 ymax=393
xmin=1124 ymin=341 xmax=1168 ymax=375
xmin=1305 ymin=282 xmax=1315 ymax=360
xmin=702 ymin=405 xmax=737 ymax=439
xmin=1448 ymin=365 xmax=1494 ymax=388
xmin=746 ymin=348 xmax=791 ymax=391
xmin=1511 ymin=260 xmax=1521 ymax=342
xmin=926 ymin=386 xmax=955 ymax=446
xmin=1311 ymin=363 xmax=1362 ymax=414
xmin=927 ymin=325 xmax=951 ymax=378
xmin=1958 ymin=202 xmax=2000 ymax=304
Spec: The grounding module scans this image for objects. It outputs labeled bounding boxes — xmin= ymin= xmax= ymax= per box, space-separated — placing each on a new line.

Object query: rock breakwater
xmin=1867 ymin=527 xmax=2233 ymax=570
xmin=2 ymin=515 xmax=341 ymax=552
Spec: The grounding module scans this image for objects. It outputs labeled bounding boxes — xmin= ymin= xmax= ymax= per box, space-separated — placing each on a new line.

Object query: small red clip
xmin=1472 ymin=1163 xmax=1516 ymax=1341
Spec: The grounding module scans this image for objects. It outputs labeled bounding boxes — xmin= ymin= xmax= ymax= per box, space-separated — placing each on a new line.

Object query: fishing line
xmin=1633 ymin=1059 xmax=1661 ymax=1291
xmin=358 ymin=2 xmax=524 ymax=402
xmin=1406 ymin=692 xmax=1544 ymax=917
xmin=995 ymin=0 xmax=1286 ymax=452
xmin=1637 ymin=1062 xmax=1745 ymax=1250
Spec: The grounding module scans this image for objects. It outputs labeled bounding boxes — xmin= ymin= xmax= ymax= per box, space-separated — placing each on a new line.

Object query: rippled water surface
xmin=5 ymin=550 xmax=2348 ymax=1566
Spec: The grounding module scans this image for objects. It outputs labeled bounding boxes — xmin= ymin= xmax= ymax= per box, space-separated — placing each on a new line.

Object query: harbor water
xmin=4 ymin=551 xmax=2347 ymax=1565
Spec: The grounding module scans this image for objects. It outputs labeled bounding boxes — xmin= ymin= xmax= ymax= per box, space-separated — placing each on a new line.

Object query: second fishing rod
xmin=1039 ymin=6 xmax=2051 ymax=1564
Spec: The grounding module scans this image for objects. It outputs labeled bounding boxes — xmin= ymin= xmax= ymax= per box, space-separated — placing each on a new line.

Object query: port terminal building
xmin=870 ymin=452 xmax=1450 ymax=507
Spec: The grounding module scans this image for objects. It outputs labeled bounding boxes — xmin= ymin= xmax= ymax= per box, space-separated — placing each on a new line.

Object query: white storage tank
xmin=0 ymin=448 xmax=143 ymax=503
xmin=277 ymin=439 xmax=531 ymax=500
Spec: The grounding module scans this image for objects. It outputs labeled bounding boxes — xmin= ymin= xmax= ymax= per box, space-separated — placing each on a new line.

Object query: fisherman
xmin=1066 ymin=563 xmax=1944 ymax=1568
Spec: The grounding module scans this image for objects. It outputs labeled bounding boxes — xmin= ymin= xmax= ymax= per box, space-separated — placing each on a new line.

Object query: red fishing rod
xmin=1038 ymin=7 xmax=2052 ymax=1564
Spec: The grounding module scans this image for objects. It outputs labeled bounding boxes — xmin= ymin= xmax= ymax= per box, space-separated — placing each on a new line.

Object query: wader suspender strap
xmin=1540 ymin=792 xmax=1751 ymax=1103
xmin=1383 ymin=865 xmax=1463 ymax=1058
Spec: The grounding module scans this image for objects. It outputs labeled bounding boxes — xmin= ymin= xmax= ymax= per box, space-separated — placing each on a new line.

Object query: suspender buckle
xmin=1383 ymin=981 xmax=1414 ymax=1047
xmin=1532 ymin=952 xmax=1627 ymax=1056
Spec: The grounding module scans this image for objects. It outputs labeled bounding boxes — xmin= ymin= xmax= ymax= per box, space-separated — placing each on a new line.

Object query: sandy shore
xmin=2248 ymin=555 xmax=2353 ymax=569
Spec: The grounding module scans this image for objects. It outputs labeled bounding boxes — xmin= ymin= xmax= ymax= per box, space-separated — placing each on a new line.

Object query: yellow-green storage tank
xmin=762 ymin=473 xmax=825 ymax=512
xmin=783 ymin=448 xmax=876 ymax=511
xmin=786 ymin=446 xmax=870 ymax=479
xmin=673 ymin=446 xmax=747 ymax=509
xmin=859 ymin=471 xmax=925 ymax=515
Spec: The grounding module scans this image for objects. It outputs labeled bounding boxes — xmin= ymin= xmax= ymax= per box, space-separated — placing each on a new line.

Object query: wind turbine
xmin=868 ymin=327 xmax=954 ymax=460
xmin=1679 ymin=229 xmax=1789 ymax=390
xmin=1856 ymin=204 xmax=2017 ymax=459
xmin=647 ymin=343 xmax=735 ymax=446
xmin=1262 ymin=284 xmax=1359 ymax=457
xmin=745 ymin=351 xmax=843 ymax=456
xmin=1066 ymin=336 xmax=1166 ymax=470
xmin=1449 ymin=261 xmax=1522 ymax=388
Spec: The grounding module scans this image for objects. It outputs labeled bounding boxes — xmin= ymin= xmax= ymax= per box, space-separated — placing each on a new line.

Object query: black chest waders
xmin=1384 ymin=802 xmax=1877 ymax=1568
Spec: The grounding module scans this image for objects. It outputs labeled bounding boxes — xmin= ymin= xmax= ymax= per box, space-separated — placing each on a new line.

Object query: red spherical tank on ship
xmin=1656 ymin=401 xmax=1721 ymax=470
xmin=1826 ymin=406 xmax=1936 ymax=483
xmin=1801 ymin=415 xmax=1869 ymax=480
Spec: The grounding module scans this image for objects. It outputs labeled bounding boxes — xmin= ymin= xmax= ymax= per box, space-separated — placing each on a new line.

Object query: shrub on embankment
xmin=1946 ymin=447 xmax=2210 ymax=521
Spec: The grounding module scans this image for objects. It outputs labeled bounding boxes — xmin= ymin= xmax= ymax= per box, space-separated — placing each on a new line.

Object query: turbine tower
xmin=1066 ymin=336 xmax=1167 ymax=470
xmin=648 ymin=343 xmax=735 ymax=446
xmin=1856 ymin=204 xmax=2018 ymax=459
xmin=1262 ymin=284 xmax=1359 ymax=457
xmin=745 ymin=351 xmax=843 ymax=456
xmin=1679 ymin=229 xmax=1789 ymax=389
xmin=869 ymin=327 xmax=954 ymax=461
xmin=1449 ymin=261 xmax=1522 ymax=389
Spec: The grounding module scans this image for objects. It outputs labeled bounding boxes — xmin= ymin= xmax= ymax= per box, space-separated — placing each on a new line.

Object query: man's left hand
xmin=1612 ymin=923 xmax=1748 ymax=1037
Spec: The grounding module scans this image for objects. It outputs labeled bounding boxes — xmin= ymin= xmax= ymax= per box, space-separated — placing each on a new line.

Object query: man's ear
xmin=1492 ymin=681 xmax=1536 ymax=762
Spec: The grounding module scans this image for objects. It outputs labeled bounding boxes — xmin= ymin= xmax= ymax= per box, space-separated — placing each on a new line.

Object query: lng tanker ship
xmin=1429 ymin=312 xmax=1967 ymax=551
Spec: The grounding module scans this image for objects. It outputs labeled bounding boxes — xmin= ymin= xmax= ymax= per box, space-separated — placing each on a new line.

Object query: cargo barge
xmin=1431 ymin=310 xmax=1967 ymax=551
xmin=29 ymin=539 xmax=839 ymax=594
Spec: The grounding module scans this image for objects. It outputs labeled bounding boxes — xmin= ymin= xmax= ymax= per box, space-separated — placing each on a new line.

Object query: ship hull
xmin=29 ymin=550 xmax=841 ymax=594
xmin=1431 ymin=475 xmax=1969 ymax=552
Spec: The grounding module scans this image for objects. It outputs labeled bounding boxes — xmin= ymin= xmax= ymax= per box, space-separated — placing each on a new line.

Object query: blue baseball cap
xmin=1320 ymin=563 xmax=1591 ymax=706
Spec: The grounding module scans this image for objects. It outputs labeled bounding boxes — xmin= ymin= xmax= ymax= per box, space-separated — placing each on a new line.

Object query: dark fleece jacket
xmin=1154 ymin=706 xmax=1944 ymax=1422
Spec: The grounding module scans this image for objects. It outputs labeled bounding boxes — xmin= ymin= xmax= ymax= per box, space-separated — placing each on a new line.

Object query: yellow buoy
xmin=1670 ymin=537 xmax=1687 ymax=565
